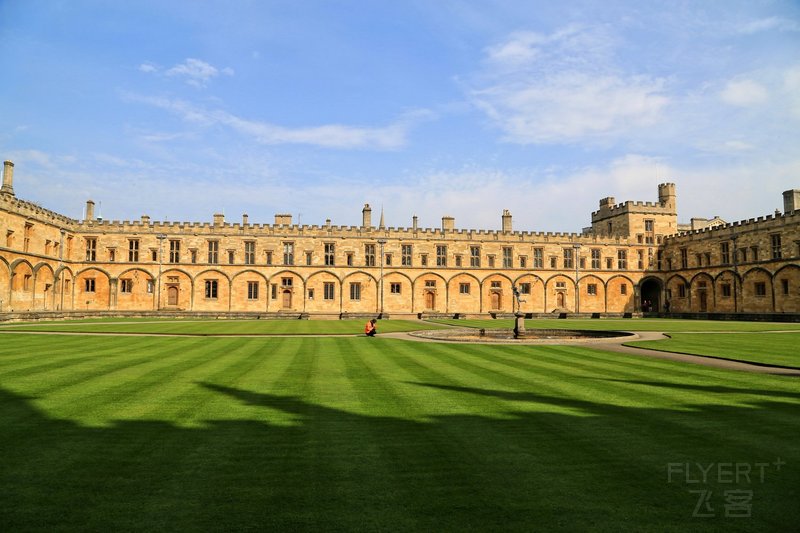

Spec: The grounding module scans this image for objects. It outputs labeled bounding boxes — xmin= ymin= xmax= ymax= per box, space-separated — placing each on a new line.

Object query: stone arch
xmin=32 ymin=263 xmax=55 ymax=311
xmin=231 ymin=269 xmax=270 ymax=312
xmin=447 ymin=272 xmax=481 ymax=314
xmin=0 ymin=256 xmax=10 ymax=311
xmin=160 ymin=268 xmax=193 ymax=311
xmin=53 ymin=266 xmax=75 ymax=311
xmin=75 ymin=267 xmax=112 ymax=311
xmin=413 ymin=272 xmax=447 ymax=313
xmin=481 ymin=273 xmax=515 ymax=314
xmin=638 ymin=276 xmax=662 ymax=313
xmin=511 ymin=273 xmax=544 ymax=314
xmin=773 ymin=264 xmax=800 ymax=313
xmin=741 ymin=267 xmax=774 ymax=313
xmin=382 ymin=271 xmax=414 ymax=314
xmin=306 ymin=270 xmax=344 ymax=314
xmin=115 ymin=267 xmax=156 ymax=311
xmin=688 ymin=272 xmax=715 ymax=312
xmin=665 ymin=274 xmax=690 ymax=313
xmin=193 ymin=268 xmax=232 ymax=312
xmin=544 ymin=273 xmax=574 ymax=313
xmin=341 ymin=270 xmax=378 ymax=314
xmin=712 ymin=269 xmax=739 ymax=313
xmin=9 ymin=259 xmax=35 ymax=311
xmin=579 ymin=274 xmax=607 ymax=314
xmin=606 ymin=274 xmax=636 ymax=313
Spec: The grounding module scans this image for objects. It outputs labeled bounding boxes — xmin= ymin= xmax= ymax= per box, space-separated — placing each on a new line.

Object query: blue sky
xmin=1 ymin=0 xmax=798 ymax=232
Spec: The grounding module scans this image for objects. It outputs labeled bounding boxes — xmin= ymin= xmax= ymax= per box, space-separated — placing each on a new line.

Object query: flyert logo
xmin=666 ymin=459 xmax=787 ymax=518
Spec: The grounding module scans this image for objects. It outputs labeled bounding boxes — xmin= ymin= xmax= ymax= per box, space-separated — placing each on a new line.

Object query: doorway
xmin=424 ymin=291 xmax=435 ymax=310
xmin=282 ymin=290 xmax=292 ymax=309
xmin=167 ymin=286 xmax=178 ymax=306
xmin=640 ymin=278 xmax=662 ymax=313
xmin=490 ymin=292 xmax=501 ymax=310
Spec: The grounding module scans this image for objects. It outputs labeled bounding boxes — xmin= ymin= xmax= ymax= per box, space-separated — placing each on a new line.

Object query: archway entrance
xmin=424 ymin=291 xmax=435 ymax=310
xmin=282 ymin=290 xmax=292 ymax=309
xmin=640 ymin=278 xmax=662 ymax=312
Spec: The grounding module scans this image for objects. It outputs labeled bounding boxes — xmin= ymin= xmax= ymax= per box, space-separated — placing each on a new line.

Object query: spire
xmin=379 ymin=206 xmax=385 ymax=229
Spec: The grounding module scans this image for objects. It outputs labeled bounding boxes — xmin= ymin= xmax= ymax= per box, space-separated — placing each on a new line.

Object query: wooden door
xmin=167 ymin=286 xmax=178 ymax=306
xmin=425 ymin=291 xmax=435 ymax=310
xmin=490 ymin=292 xmax=501 ymax=310
xmin=282 ymin=290 xmax=292 ymax=309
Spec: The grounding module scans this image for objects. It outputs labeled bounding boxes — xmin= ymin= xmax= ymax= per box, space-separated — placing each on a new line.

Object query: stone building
xmin=1 ymin=159 xmax=798 ymax=317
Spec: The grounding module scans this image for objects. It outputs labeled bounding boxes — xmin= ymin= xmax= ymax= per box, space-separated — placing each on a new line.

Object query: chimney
xmin=1 ymin=160 xmax=14 ymax=195
xmin=242 ymin=213 xmax=249 ymax=226
xmin=783 ymin=189 xmax=800 ymax=214
xmin=141 ymin=214 xmax=151 ymax=225
xmin=274 ymin=214 xmax=292 ymax=226
xmin=325 ymin=218 xmax=331 ymax=228
xmin=502 ymin=209 xmax=512 ymax=233
xmin=85 ymin=200 xmax=95 ymax=222
xmin=213 ymin=213 xmax=224 ymax=226
xmin=442 ymin=216 xmax=454 ymax=232
xmin=412 ymin=215 xmax=418 ymax=231
xmin=362 ymin=204 xmax=372 ymax=228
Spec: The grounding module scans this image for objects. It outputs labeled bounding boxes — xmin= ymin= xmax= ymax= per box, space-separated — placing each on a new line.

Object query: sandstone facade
xmin=1 ymin=159 xmax=798 ymax=316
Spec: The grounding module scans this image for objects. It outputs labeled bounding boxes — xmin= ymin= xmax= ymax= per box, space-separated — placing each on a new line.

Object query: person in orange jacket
xmin=364 ymin=318 xmax=377 ymax=337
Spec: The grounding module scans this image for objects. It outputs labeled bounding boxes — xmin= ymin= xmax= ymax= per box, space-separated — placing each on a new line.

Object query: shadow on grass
xmin=1 ymin=382 xmax=799 ymax=532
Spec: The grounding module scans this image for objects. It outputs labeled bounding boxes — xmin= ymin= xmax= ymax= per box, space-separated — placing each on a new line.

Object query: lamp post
xmin=573 ymin=243 xmax=581 ymax=314
xmin=377 ymin=238 xmax=387 ymax=316
xmin=157 ymin=234 xmax=166 ymax=311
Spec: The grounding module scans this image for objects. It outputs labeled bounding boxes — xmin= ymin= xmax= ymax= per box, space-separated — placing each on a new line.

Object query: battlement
xmin=0 ymin=193 xmax=78 ymax=227
xmin=665 ymin=208 xmax=800 ymax=243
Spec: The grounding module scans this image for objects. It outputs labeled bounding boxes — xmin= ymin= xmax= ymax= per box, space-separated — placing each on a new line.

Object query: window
xmin=678 ymin=284 xmax=686 ymax=298
xmin=563 ymin=248 xmax=574 ymax=269
xmin=228 ymin=250 xmax=235 ymax=264
xmin=401 ymin=245 xmax=412 ymax=266
xmin=23 ymin=223 xmax=32 ymax=252
xmin=644 ymin=219 xmax=654 ymax=232
xmin=425 ymin=280 xmax=436 ymax=288
xmin=657 ymin=250 xmax=663 ymax=270
xmin=205 ymin=279 xmax=218 ymax=299
xmin=190 ymin=249 xmax=197 ymax=264
xmin=84 ymin=278 xmax=95 ymax=292
xmin=346 ymin=253 xmax=354 ymax=266
xmin=637 ymin=234 xmax=643 ymax=244
xmin=305 ymin=252 xmax=312 ymax=266
xmin=589 ymin=249 xmax=599 ymax=270
xmin=519 ymin=256 xmax=527 ymax=268
xmin=617 ymin=250 xmax=627 ymax=270
xmin=620 ymin=284 xmax=627 ymax=295
xmin=721 ymin=283 xmax=732 ymax=297
xmin=555 ymin=281 xmax=566 ymax=289
xmin=533 ymin=248 xmax=543 ymax=269
xmin=247 ymin=281 xmax=259 ymax=300
xmin=324 ymin=282 xmax=335 ymax=300
xmin=519 ymin=283 xmax=530 ymax=294
xmin=271 ymin=284 xmax=277 ymax=299
xmin=638 ymin=250 xmax=644 ymax=270
xmin=606 ymin=257 xmax=613 ymax=270
xmin=781 ymin=279 xmax=789 ymax=295
xmin=307 ymin=289 xmax=314 ymax=300
xmin=120 ymin=279 xmax=133 ymax=293
xmin=695 ymin=253 xmax=702 ymax=267
xmin=283 ymin=242 xmax=294 ymax=265
xmin=282 ymin=277 xmax=293 ymax=287
xmin=207 ymin=241 xmax=218 ymax=264
xmin=421 ymin=254 xmax=428 ymax=267
xmin=147 ymin=281 xmax=154 ymax=294
xmin=244 ymin=242 xmax=255 ymax=265
xmin=751 ymin=246 xmax=759 ymax=261
xmin=324 ymin=243 xmax=335 ymax=266
xmin=454 ymin=254 xmax=462 ymax=267
xmin=390 ymin=282 xmax=401 ymax=294
xmin=491 ymin=281 xmax=501 ymax=289
xmin=23 ymin=274 xmax=31 ymax=291
xmin=502 ymin=247 xmax=512 ymax=268
xmin=109 ymin=249 xmax=116 ymax=262
xmin=365 ymin=244 xmax=376 ymax=267
xmin=550 ymin=257 xmax=557 ymax=268
xmin=169 ymin=240 xmax=181 ymax=263
xmin=436 ymin=245 xmax=447 ymax=267
xmin=587 ymin=284 xmax=597 ymax=295
xmin=680 ymin=248 xmax=688 ymax=269
xmin=459 ymin=283 xmax=470 ymax=294
xmin=755 ymin=282 xmax=767 ymax=297
xmin=150 ymin=249 xmax=156 ymax=262
xmin=720 ymin=242 xmax=730 ymax=264
xmin=265 ymin=251 xmax=273 ymax=265
xmin=470 ymin=246 xmax=480 ymax=267
xmin=487 ymin=255 xmax=495 ymax=268
xmin=128 ymin=239 xmax=140 ymax=262
xmin=771 ymin=234 xmax=782 ymax=259
xmin=85 ymin=238 xmax=97 ymax=261
xmin=350 ymin=282 xmax=361 ymax=300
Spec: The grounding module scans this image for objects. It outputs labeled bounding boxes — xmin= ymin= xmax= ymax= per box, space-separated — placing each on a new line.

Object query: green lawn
xmin=430 ymin=317 xmax=800 ymax=332
xmin=1 ymin=331 xmax=798 ymax=531
xmin=0 ymin=318 xmax=444 ymax=335
xmin=629 ymin=332 xmax=800 ymax=369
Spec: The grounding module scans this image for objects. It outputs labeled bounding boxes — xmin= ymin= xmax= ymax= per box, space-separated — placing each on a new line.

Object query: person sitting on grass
xmin=364 ymin=318 xmax=377 ymax=337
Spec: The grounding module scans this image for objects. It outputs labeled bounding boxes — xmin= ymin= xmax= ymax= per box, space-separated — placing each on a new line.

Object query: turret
xmin=783 ymin=189 xmax=800 ymax=214
xmin=658 ymin=183 xmax=676 ymax=212
xmin=2 ymin=160 xmax=14 ymax=195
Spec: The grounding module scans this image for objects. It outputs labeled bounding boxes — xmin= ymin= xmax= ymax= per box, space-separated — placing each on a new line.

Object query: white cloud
xmin=720 ymin=79 xmax=768 ymax=106
xmin=470 ymin=26 xmax=669 ymax=144
xmin=125 ymin=93 xmax=430 ymax=149
xmin=164 ymin=58 xmax=233 ymax=87
xmin=737 ymin=17 xmax=800 ymax=34
xmin=138 ymin=62 xmax=158 ymax=73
